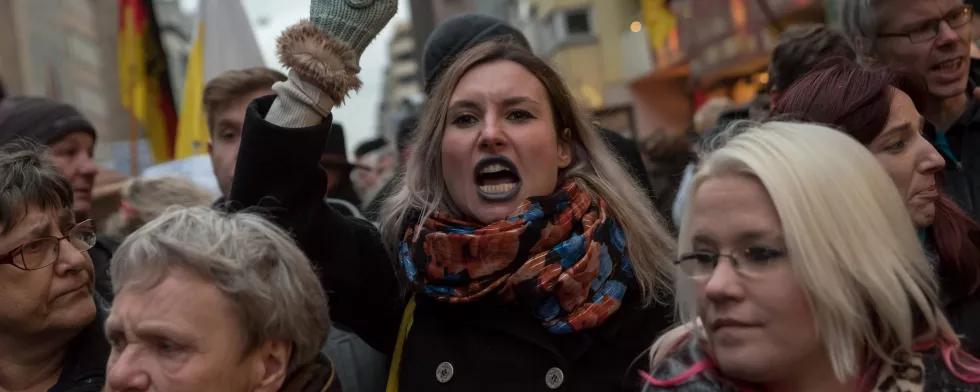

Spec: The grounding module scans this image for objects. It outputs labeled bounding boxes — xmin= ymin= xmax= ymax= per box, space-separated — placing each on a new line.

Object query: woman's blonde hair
xmin=379 ymin=41 xmax=675 ymax=303
xmin=659 ymin=121 xmax=954 ymax=381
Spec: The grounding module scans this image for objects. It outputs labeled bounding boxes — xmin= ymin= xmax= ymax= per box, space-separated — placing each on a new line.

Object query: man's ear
xmin=251 ymin=340 xmax=292 ymax=392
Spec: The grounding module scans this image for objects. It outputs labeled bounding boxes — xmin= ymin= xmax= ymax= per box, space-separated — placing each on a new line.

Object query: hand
xmin=276 ymin=0 xmax=397 ymax=102
xmin=310 ymin=0 xmax=397 ymax=68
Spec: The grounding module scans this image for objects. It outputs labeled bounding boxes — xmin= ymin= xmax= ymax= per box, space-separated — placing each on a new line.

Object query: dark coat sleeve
xmin=229 ymin=95 xmax=403 ymax=354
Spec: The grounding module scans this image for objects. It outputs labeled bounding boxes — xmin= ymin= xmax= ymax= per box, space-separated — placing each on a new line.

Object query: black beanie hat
xmin=0 ymin=97 xmax=96 ymax=146
xmin=355 ymin=137 xmax=389 ymax=159
xmin=422 ymin=14 xmax=531 ymax=93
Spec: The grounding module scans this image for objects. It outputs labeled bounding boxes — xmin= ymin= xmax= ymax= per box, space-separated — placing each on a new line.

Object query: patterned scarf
xmin=398 ymin=181 xmax=634 ymax=334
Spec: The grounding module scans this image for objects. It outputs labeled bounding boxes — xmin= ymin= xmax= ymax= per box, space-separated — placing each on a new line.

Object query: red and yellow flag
xmin=118 ymin=0 xmax=178 ymax=163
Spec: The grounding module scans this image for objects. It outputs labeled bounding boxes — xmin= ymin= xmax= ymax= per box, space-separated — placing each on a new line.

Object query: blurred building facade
xmin=0 ymin=0 xmax=133 ymax=169
xmin=0 ymin=0 xmax=191 ymax=174
xmin=378 ymin=20 xmax=423 ymax=141
xmin=626 ymin=0 xmax=825 ymax=140
xmin=509 ymin=0 xmax=643 ymax=139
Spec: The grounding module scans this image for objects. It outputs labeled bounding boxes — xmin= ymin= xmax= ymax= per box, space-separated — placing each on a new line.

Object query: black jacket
xmin=230 ymin=96 xmax=674 ymax=391
xmin=927 ymin=97 xmax=980 ymax=223
xmin=89 ymin=237 xmax=117 ymax=303
xmin=49 ymin=295 xmax=110 ymax=392
xmin=924 ymin=231 xmax=980 ymax=357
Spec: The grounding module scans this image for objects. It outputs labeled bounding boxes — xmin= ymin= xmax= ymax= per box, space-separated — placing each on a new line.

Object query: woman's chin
xmin=469 ymin=200 xmax=522 ymax=224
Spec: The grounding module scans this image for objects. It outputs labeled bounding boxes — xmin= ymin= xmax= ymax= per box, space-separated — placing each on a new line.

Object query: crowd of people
xmin=1 ymin=0 xmax=979 ymax=391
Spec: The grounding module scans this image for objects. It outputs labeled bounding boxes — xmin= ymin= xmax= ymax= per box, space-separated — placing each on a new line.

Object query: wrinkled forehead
xmin=0 ymin=207 xmax=68 ymax=250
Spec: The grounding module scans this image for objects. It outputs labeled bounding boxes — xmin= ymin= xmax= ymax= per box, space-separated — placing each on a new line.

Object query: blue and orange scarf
xmin=398 ymin=181 xmax=634 ymax=334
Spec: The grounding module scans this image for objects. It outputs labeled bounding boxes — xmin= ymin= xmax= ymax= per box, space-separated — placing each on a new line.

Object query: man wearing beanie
xmin=0 ymin=96 xmax=116 ymax=303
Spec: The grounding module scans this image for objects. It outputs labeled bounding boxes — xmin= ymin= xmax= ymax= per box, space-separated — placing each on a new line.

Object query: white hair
xmin=110 ymin=207 xmax=329 ymax=371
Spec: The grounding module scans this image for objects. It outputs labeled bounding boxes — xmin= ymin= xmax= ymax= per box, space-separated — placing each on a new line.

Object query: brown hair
xmin=380 ymin=41 xmax=675 ymax=303
xmin=768 ymin=24 xmax=856 ymax=97
xmin=0 ymin=138 xmax=73 ymax=234
xmin=772 ymin=58 xmax=927 ymax=144
xmin=203 ymin=67 xmax=286 ymax=133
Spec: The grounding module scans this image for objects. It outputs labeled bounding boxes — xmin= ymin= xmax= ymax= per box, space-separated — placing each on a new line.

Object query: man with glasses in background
xmin=0 ymin=139 xmax=108 ymax=392
xmin=842 ymin=0 xmax=980 ymax=221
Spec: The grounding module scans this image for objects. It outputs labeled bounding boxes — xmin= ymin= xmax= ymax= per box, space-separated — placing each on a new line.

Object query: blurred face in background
xmin=208 ymin=89 xmax=271 ymax=198
xmin=352 ymin=150 xmax=396 ymax=199
xmin=47 ymin=132 xmax=97 ymax=219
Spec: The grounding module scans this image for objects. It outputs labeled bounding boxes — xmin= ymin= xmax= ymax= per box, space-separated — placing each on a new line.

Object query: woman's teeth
xmin=480 ymin=183 xmax=516 ymax=194
xmin=480 ymin=163 xmax=508 ymax=174
xmin=937 ymin=58 xmax=962 ymax=71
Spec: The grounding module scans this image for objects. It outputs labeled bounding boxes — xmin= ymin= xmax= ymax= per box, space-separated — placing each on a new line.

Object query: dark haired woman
xmin=773 ymin=58 xmax=980 ymax=355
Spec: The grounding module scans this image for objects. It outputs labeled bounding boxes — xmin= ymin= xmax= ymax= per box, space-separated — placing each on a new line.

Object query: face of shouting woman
xmin=440 ymin=60 xmax=572 ymax=224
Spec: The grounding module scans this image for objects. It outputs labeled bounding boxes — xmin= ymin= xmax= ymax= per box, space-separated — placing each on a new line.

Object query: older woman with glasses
xmin=104 ymin=207 xmax=337 ymax=392
xmin=0 ymin=139 xmax=108 ymax=392
xmin=641 ymin=122 xmax=980 ymax=391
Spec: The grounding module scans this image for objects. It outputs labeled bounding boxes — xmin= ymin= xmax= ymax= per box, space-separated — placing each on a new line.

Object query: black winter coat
xmin=230 ymin=96 xmax=674 ymax=391
xmin=89 ymin=237 xmax=117 ymax=303
xmin=49 ymin=295 xmax=110 ymax=392
xmin=927 ymin=98 xmax=980 ymax=223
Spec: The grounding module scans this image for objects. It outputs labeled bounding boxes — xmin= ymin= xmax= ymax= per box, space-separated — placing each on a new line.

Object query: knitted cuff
xmin=277 ymin=21 xmax=362 ymax=104
xmin=266 ymin=74 xmax=336 ymax=128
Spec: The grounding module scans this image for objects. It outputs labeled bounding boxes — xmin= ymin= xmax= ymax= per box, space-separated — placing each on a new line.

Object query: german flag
xmin=118 ymin=0 xmax=178 ymax=163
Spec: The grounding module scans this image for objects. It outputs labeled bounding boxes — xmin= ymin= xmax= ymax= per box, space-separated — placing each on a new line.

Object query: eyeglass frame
xmin=0 ymin=219 xmax=97 ymax=271
xmin=674 ymin=246 xmax=787 ymax=281
xmin=877 ymin=4 xmax=974 ymax=44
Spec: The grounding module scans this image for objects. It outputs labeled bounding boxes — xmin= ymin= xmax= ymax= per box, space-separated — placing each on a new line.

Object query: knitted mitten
xmin=276 ymin=0 xmax=397 ymax=104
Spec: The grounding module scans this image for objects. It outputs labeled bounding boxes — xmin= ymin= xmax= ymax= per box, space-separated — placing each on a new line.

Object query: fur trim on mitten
xmin=277 ymin=20 xmax=362 ymax=104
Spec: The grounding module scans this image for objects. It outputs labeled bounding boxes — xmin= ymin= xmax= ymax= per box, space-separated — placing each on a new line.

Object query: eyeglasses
xmin=675 ymin=246 xmax=786 ymax=280
xmin=0 ymin=220 xmax=96 ymax=271
xmin=878 ymin=5 xmax=974 ymax=43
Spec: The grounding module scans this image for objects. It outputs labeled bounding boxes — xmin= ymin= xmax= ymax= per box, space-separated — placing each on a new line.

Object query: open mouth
xmin=931 ymin=57 xmax=964 ymax=73
xmin=473 ymin=156 xmax=522 ymax=201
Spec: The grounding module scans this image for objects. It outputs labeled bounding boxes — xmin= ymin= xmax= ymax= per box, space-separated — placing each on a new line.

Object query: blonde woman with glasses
xmin=642 ymin=122 xmax=980 ymax=391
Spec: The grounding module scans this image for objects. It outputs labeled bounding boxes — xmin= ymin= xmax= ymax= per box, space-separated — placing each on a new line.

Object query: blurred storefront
xmin=628 ymin=0 xmax=826 ymax=139
xmin=682 ymin=0 xmax=823 ymax=101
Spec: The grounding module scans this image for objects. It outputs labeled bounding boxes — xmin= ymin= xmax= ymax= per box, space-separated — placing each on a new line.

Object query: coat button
xmin=545 ymin=367 xmax=564 ymax=389
xmin=436 ymin=361 xmax=454 ymax=383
